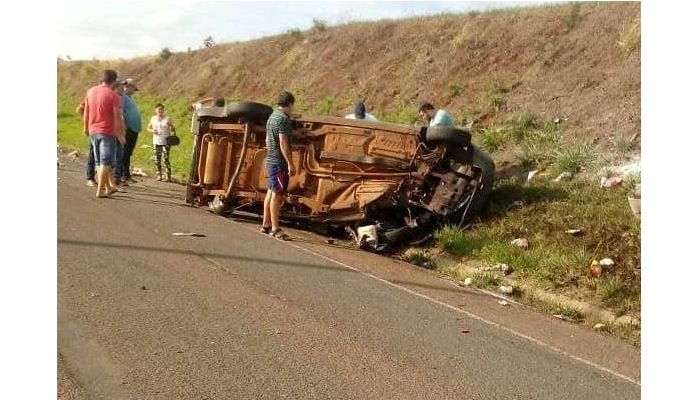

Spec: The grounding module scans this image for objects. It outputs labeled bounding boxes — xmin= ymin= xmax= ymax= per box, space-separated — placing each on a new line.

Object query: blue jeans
xmin=89 ymin=134 xmax=118 ymax=167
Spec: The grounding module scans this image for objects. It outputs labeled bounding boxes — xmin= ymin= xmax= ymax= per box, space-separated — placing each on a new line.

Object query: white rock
xmin=526 ymin=170 xmax=539 ymax=184
xmin=499 ymin=285 xmax=514 ymax=295
xmin=599 ymin=258 xmax=615 ymax=268
xmin=553 ymin=172 xmax=573 ymax=182
xmin=510 ymin=238 xmax=529 ymax=249
xmin=498 ymin=300 xmax=510 ymax=306
xmin=463 ymin=277 xmax=473 ymax=286
xmin=565 ymin=228 xmax=583 ymax=236
xmin=593 ymin=323 xmax=607 ymax=331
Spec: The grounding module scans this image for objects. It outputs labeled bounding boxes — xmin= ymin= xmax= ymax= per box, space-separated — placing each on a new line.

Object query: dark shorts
xmin=266 ymin=164 xmax=289 ymax=193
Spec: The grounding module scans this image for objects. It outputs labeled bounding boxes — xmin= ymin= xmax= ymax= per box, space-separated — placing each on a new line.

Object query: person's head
xmin=418 ymin=102 xmax=436 ymax=122
xmin=213 ymin=97 xmax=225 ymax=107
xmin=102 ymin=69 xmax=118 ymax=87
xmin=123 ymin=78 xmax=139 ymax=95
xmin=354 ymin=101 xmax=366 ymax=119
xmin=155 ymin=103 xmax=165 ymax=116
xmin=113 ymin=80 xmax=125 ymax=94
xmin=277 ymin=91 xmax=295 ymax=113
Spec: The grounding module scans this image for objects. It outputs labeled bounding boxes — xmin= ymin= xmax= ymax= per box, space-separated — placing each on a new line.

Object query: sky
xmin=57 ymin=0 xmax=556 ymax=60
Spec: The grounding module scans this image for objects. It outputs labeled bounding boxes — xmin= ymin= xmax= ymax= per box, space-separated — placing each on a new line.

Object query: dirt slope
xmin=57 ymin=2 xmax=640 ymax=143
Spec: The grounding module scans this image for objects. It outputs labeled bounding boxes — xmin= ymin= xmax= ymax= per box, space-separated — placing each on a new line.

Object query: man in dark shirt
xmin=261 ymin=91 xmax=296 ymax=239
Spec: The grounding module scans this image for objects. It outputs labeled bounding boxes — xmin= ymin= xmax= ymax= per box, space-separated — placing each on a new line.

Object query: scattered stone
xmin=593 ymin=323 xmax=607 ymax=331
xmin=67 ymin=150 xmax=80 ymax=158
xmin=553 ymin=172 xmax=573 ymax=182
xmin=463 ymin=277 xmax=473 ymax=286
xmin=600 ymin=176 xmax=623 ymax=188
xmin=132 ymin=168 xmax=148 ymax=177
xmin=589 ymin=260 xmax=602 ymax=278
xmin=554 ymin=118 xmax=561 ymax=124
xmin=141 ymin=286 xmax=149 ymax=290
xmin=510 ymin=238 xmax=529 ymax=250
xmin=498 ymin=300 xmax=510 ymax=306
xmin=460 ymin=329 xmax=470 ymax=334
xmin=89 ymin=292 xmax=98 ymax=298
xmin=499 ymin=285 xmax=514 ymax=295
xmin=325 ymin=239 xmax=335 ymax=245
xmin=140 ymin=144 xmax=151 ymax=149
xmin=565 ymin=228 xmax=584 ymax=236
xmin=554 ymin=314 xmax=575 ymax=323
xmin=615 ymin=316 xmax=640 ymax=326
xmin=599 ymin=258 xmax=615 ymax=268
xmin=498 ymin=263 xmax=514 ymax=275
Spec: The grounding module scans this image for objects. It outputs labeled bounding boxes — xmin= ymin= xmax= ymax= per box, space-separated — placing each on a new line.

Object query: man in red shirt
xmin=82 ymin=70 xmax=126 ymax=197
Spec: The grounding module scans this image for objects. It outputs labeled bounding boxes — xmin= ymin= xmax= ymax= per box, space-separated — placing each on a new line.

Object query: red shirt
xmin=85 ymin=84 xmax=122 ymax=135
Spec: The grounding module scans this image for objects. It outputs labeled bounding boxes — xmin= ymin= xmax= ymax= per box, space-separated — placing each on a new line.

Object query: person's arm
xmin=113 ymin=94 xmax=126 ymax=144
xmin=82 ymin=99 xmax=89 ymax=135
xmin=279 ymin=134 xmax=295 ymax=176
xmin=168 ymin=118 xmax=176 ymax=134
xmin=146 ymin=117 xmax=155 ymax=134
xmin=76 ymin=100 xmax=85 ymax=115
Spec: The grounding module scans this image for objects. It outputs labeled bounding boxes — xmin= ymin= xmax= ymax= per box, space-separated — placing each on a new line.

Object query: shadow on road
xmin=58 ymin=238 xmax=479 ymax=296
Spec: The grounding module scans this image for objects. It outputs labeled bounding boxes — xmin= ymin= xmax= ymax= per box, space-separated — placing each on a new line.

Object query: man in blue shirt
xmin=118 ymin=79 xmax=143 ymax=184
xmin=261 ymin=91 xmax=296 ymax=240
xmin=418 ymin=102 xmax=454 ymax=127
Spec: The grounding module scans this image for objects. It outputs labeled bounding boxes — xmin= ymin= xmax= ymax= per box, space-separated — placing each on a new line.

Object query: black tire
xmin=196 ymin=107 xmax=226 ymax=118
xmin=461 ymin=146 xmax=495 ymax=222
xmin=425 ymin=126 xmax=471 ymax=147
xmin=225 ymin=102 xmax=273 ymax=122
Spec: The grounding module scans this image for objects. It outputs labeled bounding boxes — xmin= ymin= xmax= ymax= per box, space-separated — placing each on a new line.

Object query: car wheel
xmin=425 ymin=126 xmax=471 ymax=147
xmin=225 ymin=102 xmax=273 ymax=122
xmin=196 ymin=107 xmax=226 ymax=118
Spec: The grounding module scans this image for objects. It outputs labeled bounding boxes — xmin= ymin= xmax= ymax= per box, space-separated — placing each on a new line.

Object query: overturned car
xmin=186 ymin=101 xmax=495 ymax=251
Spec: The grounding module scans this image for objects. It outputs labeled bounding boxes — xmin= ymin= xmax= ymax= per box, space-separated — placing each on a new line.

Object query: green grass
xmin=405 ymin=250 xmax=435 ymax=270
xmin=433 ymin=177 xmax=640 ymax=315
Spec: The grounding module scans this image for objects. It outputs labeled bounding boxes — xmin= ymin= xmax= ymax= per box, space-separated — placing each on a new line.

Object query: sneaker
xmin=260 ymin=226 xmax=271 ymax=234
xmin=86 ymin=179 xmax=97 ymax=187
xmin=156 ymin=174 xmax=163 ymax=181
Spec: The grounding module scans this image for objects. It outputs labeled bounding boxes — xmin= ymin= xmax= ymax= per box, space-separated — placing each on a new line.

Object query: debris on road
xmin=141 ymin=286 xmax=149 ymax=290
xmin=172 ymin=232 xmax=206 ymax=237
xmin=553 ymin=172 xmax=573 ymax=182
xmin=89 ymin=292 xmax=98 ymax=298
xmin=599 ymin=258 xmax=615 ymax=268
xmin=499 ymin=285 xmax=514 ymax=295
xmin=510 ymin=238 xmax=529 ymax=250
xmin=593 ymin=323 xmax=607 ymax=331
xmin=325 ymin=239 xmax=335 ymax=245
xmin=600 ymin=176 xmax=623 ymax=188
xmin=554 ymin=314 xmax=576 ymax=323
xmin=498 ymin=300 xmax=510 ymax=306
xmin=67 ymin=150 xmax=80 ymax=159
xmin=461 ymin=330 xmax=470 ymax=334
xmin=525 ymin=170 xmax=539 ymax=184
xmin=589 ymin=260 xmax=603 ymax=278
xmin=498 ymin=263 xmax=514 ymax=275
xmin=565 ymin=228 xmax=583 ymax=236
xmin=132 ymin=168 xmax=148 ymax=177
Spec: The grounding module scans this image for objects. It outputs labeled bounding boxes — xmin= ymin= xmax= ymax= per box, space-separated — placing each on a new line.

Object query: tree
xmin=203 ymin=36 xmax=215 ymax=48
xmin=159 ymin=47 xmax=173 ymax=61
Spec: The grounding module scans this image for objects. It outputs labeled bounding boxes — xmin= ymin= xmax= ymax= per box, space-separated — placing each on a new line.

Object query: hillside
xmin=57 ymin=2 xmax=640 ymax=145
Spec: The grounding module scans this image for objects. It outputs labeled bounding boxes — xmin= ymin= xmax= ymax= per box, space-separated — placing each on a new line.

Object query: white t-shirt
xmin=345 ymin=113 xmax=378 ymax=122
xmin=150 ymin=115 xmax=172 ymax=145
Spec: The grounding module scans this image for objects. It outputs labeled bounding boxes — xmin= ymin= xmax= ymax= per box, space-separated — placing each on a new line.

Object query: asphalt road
xmin=57 ymin=153 xmax=640 ymax=399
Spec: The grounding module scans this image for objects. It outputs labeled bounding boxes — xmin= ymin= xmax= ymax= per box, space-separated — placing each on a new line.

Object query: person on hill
xmin=261 ymin=91 xmax=296 ymax=240
xmin=147 ymin=103 xmax=176 ymax=182
xmin=82 ymin=69 xmax=125 ymax=198
xmin=418 ymin=102 xmax=454 ymax=127
xmin=345 ymin=101 xmax=378 ymax=121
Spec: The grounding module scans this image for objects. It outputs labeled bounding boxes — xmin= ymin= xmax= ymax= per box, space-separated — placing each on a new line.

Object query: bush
xmin=159 ymin=47 xmax=173 ymax=61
